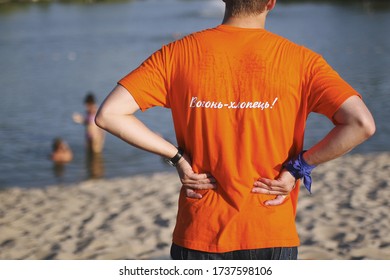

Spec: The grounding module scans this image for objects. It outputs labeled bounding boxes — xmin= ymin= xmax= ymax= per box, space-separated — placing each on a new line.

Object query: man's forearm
xmin=304 ymin=124 xmax=368 ymax=165
xmin=96 ymin=85 xmax=216 ymax=196
xmin=303 ymin=96 xmax=375 ymax=166
xmin=97 ymin=114 xmax=178 ymax=159
xmin=253 ymin=96 xmax=375 ymax=203
xmin=95 ymin=85 xmax=179 ymax=160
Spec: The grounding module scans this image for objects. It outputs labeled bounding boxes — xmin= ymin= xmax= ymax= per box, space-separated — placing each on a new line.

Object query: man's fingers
xmin=253 ymin=185 xmax=290 ymax=192
xmin=187 ymin=172 xmax=216 ymax=182
xmin=256 ymin=177 xmax=273 ymax=186
xmin=185 ymin=188 xmax=203 ymax=199
xmin=255 ymin=178 xmax=285 ymax=187
xmin=253 ymin=177 xmax=294 ymax=193
xmin=264 ymin=195 xmax=287 ymax=206
xmin=251 ymin=187 xmax=288 ymax=195
xmin=181 ymin=173 xmax=217 ymax=190
xmin=183 ymin=182 xmax=217 ymax=190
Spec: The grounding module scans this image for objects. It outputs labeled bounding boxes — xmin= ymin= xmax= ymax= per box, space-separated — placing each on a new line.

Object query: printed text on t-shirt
xmin=189 ymin=97 xmax=279 ymax=110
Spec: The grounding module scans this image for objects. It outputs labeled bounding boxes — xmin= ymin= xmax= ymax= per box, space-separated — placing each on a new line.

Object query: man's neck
xmin=221 ymin=14 xmax=267 ymax=29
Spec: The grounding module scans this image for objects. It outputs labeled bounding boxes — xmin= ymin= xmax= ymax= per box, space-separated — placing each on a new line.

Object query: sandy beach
xmin=0 ymin=152 xmax=389 ymax=260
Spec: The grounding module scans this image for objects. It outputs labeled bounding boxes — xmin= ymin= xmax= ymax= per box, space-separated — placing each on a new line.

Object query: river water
xmin=0 ymin=0 xmax=389 ymax=188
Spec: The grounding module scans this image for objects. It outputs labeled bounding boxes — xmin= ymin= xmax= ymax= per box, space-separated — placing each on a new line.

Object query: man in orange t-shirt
xmin=96 ymin=0 xmax=375 ymax=259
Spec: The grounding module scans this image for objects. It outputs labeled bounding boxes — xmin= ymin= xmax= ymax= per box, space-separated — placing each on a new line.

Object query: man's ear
xmin=266 ymin=0 xmax=276 ymax=11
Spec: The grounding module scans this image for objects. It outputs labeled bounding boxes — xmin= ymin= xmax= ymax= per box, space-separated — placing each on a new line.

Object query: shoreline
xmin=1 ymin=152 xmax=389 ymax=260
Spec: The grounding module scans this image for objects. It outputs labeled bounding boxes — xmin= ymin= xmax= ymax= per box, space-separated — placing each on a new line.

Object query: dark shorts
xmin=170 ymin=243 xmax=298 ymax=260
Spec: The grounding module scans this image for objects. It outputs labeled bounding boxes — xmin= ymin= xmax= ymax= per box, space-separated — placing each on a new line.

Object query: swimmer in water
xmin=73 ymin=92 xmax=105 ymax=154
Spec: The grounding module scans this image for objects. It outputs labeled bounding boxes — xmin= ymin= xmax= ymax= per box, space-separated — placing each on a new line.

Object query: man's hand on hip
xmin=176 ymin=154 xmax=216 ymax=199
xmin=252 ymin=170 xmax=296 ymax=206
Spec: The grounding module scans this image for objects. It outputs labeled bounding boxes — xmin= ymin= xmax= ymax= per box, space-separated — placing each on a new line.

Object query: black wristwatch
xmin=165 ymin=147 xmax=184 ymax=167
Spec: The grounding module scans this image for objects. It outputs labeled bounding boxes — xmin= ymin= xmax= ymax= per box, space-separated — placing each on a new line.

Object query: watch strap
xmin=167 ymin=147 xmax=184 ymax=166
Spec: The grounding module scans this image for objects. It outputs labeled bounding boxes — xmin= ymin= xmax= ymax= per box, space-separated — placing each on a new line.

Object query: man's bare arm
xmin=303 ymin=95 xmax=375 ymax=165
xmin=253 ymin=95 xmax=375 ymax=205
xmin=95 ymin=85 xmax=216 ymax=197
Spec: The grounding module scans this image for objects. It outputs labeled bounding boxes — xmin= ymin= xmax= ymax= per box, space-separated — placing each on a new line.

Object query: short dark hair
xmin=224 ymin=0 xmax=269 ymax=16
xmin=52 ymin=138 xmax=63 ymax=151
xmin=84 ymin=92 xmax=96 ymax=104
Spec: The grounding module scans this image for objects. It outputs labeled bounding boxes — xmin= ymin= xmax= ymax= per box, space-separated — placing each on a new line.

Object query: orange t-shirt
xmin=119 ymin=25 xmax=360 ymax=252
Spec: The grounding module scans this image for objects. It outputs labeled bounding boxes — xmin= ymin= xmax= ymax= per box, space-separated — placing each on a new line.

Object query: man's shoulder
xmin=266 ymin=30 xmax=316 ymax=54
xmin=162 ymin=26 xmax=218 ymax=52
xmin=176 ymin=26 xmax=218 ymax=41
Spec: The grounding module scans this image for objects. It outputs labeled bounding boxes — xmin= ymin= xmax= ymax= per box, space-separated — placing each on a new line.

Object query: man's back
xmin=171 ymin=26 xmax=307 ymax=252
xmin=118 ymin=24 xmax=358 ymax=252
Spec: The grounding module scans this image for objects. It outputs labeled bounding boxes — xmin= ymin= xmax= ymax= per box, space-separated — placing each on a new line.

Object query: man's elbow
xmin=359 ymin=114 xmax=376 ymax=140
xmin=364 ymin=118 xmax=376 ymax=139
xmin=94 ymin=109 xmax=108 ymax=130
